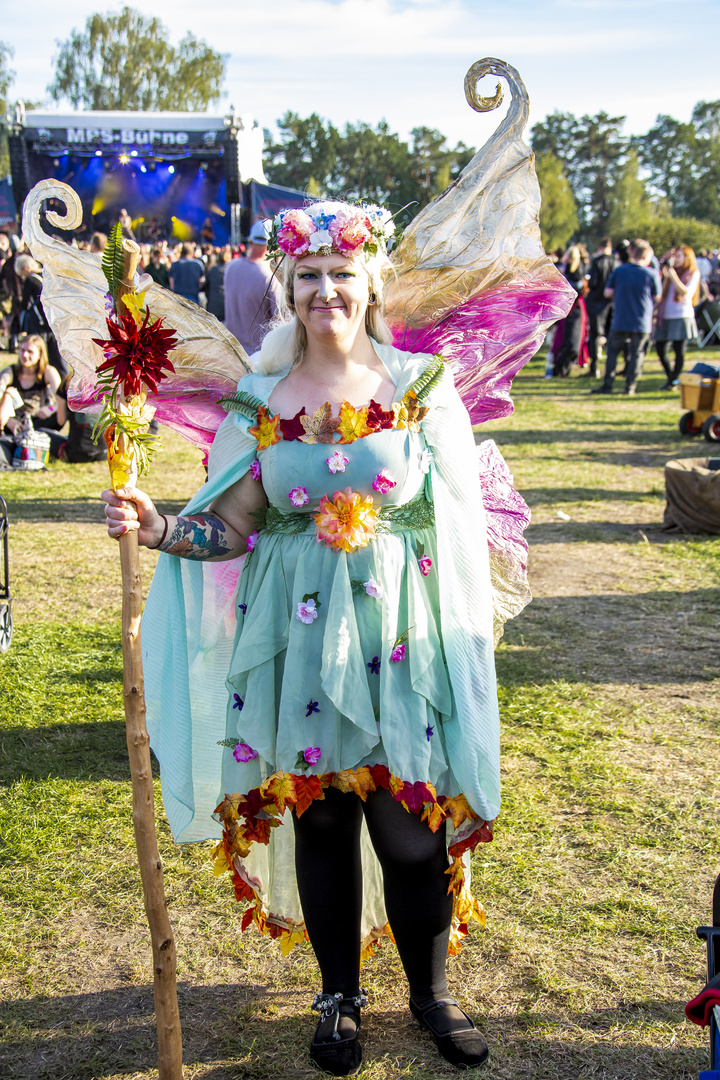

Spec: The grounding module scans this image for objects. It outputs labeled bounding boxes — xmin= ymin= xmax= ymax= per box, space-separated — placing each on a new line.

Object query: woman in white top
xmin=655 ymin=245 xmax=701 ymax=389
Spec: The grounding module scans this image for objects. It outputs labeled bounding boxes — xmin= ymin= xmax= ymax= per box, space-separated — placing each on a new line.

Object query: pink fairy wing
xmin=386 ymin=58 xmax=576 ymax=424
xmin=22 ymin=180 xmax=250 ymax=451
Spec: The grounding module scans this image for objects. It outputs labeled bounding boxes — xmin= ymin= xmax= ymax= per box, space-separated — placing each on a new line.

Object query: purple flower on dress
xmin=233 ymin=742 xmax=258 ymax=763
xmin=250 ymin=459 xmax=262 ymax=481
xmin=372 ymin=468 xmax=397 ymax=494
xmin=238 ymin=603 xmax=247 ymax=614
xmin=233 ymin=694 xmax=244 ymax=711
xmin=288 ymin=486 xmax=310 ymax=507
xmin=390 ymin=643 xmax=406 ymax=663
xmin=426 ymin=725 xmax=434 ymax=741
xmin=246 ymin=531 xmax=258 ymax=553
xmin=305 ymin=700 xmax=320 ymax=717
xmin=103 ymin=292 xmax=115 ymax=316
xmin=303 ymin=746 xmax=322 ymax=766
xmin=367 ymin=655 xmax=380 ymax=674
xmin=326 ymin=450 xmax=349 ymax=474
xmin=364 ymin=577 xmax=383 ymax=599
xmin=296 ymin=598 xmax=318 ymax=624
xmin=419 ymin=556 xmax=433 ymax=576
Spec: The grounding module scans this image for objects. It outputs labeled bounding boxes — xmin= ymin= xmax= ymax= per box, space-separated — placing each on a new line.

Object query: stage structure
xmin=8 ymin=105 xmax=305 ymax=246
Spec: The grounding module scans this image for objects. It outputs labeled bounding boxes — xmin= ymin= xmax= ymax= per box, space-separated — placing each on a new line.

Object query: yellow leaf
xmin=249 ymin=406 xmax=281 ymax=450
xmin=121 ymin=290 xmax=147 ymax=326
xmin=337 ymin=401 xmax=372 ymax=444
xmin=279 ymin=929 xmax=307 ymax=956
xmin=262 ymin=772 xmax=298 ymax=815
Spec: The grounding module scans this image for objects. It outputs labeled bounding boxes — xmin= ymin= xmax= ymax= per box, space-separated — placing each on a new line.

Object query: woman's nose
xmin=317 ymin=274 xmax=336 ymax=301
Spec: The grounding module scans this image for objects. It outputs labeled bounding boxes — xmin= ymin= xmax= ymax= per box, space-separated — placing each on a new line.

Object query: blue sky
xmin=6 ymin=0 xmax=720 ymax=149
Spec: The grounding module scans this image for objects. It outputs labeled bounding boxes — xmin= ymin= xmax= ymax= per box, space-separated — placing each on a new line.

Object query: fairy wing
xmin=22 ymin=180 xmax=251 ymax=452
xmin=385 ymin=58 xmax=576 ymax=424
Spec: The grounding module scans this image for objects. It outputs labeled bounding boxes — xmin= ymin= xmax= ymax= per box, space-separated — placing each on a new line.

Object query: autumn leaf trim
xmin=212 ymin=763 xmax=489 ymax=960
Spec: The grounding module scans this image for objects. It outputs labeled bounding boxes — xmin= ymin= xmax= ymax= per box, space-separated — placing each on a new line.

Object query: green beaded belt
xmin=258 ymin=492 xmax=435 ymax=537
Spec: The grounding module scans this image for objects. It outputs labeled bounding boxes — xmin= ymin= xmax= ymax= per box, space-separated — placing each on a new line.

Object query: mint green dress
xmin=142 ymin=344 xmax=504 ymax=955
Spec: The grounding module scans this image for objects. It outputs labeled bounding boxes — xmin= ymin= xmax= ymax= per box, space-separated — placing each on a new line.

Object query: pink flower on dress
xmin=277 ymin=209 xmax=316 ymax=257
xmin=390 ymin=643 xmax=406 ymax=663
xmin=233 ymin=742 xmax=258 ymax=763
xmin=288 ymin=486 xmax=310 ymax=507
xmin=364 ymin=577 xmax=383 ymax=599
xmin=250 ymin=459 xmax=262 ymax=481
xmin=246 ymin=531 xmax=258 ymax=553
xmin=372 ymin=468 xmax=397 ymax=494
xmin=328 ymin=206 xmax=373 ymax=254
xmin=303 ymin=747 xmax=322 ymax=766
xmin=296 ymin=598 xmax=318 ymax=624
xmin=419 ymin=556 xmax=433 ymax=576
xmin=326 ymin=450 xmax=349 ymax=474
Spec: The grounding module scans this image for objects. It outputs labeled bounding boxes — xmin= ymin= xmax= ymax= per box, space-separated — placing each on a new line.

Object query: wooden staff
xmin=113 ymin=240 xmax=183 ymax=1078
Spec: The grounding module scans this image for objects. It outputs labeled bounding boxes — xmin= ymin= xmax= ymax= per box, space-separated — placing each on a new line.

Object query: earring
xmin=368 ymin=293 xmax=377 ymax=306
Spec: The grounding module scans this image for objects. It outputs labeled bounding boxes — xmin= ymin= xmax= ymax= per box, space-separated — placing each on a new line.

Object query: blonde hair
xmin=255 ymin=252 xmax=394 ymax=375
xmin=16 ymin=334 xmax=49 ymax=378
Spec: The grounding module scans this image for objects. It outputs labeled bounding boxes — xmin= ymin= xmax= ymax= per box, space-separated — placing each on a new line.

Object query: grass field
xmin=1 ymin=346 xmax=719 ymax=1079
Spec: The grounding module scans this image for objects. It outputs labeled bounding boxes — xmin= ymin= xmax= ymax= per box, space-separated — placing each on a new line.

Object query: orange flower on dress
xmin=314 ymin=487 xmax=379 ymax=553
xmin=249 ymin=406 xmax=281 ymax=450
xmin=337 ymin=400 xmax=373 ymax=444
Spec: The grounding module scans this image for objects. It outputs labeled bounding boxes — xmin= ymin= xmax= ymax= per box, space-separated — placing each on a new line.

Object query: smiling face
xmin=292 ymin=253 xmax=370 ymax=346
xmin=17 ymin=339 xmax=41 ymax=368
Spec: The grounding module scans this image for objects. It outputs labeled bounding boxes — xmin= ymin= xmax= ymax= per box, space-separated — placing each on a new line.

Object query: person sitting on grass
xmin=0 ymin=334 xmax=64 ymax=463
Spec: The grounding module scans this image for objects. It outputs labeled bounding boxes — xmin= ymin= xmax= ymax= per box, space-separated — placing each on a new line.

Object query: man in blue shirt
xmin=168 ymin=243 xmax=204 ymax=304
xmin=592 ymin=239 xmax=660 ymax=396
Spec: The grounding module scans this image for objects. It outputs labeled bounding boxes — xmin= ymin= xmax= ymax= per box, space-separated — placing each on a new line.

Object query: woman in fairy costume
xmin=104 ymin=200 xmax=500 ymax=1074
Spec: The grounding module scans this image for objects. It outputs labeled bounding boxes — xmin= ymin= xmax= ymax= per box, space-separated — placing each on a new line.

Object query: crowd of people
xmin=547 ymin=238 xmax=718 ymax=395
xmin=0 ymin=213 xmax=282 ymax=469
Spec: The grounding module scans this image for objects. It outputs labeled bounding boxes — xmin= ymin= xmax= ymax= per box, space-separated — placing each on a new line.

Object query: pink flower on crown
xmin=277 ymin=209 xmax=316 ymax=257
xmin=328 ymin=206 xmax=373 ymax=254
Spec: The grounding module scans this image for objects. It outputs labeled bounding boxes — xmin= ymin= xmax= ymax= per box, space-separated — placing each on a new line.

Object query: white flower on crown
xmin=307 ymin=229 xmax=333 ymax=254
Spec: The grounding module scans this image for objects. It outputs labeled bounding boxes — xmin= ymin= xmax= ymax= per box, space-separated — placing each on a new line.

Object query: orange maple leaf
xmin=262 ymin=772 xmax=298 ymax=815
xmin=249 ymin=406 xmax=282 ymax=450
xmin=294 ymin=774 xmax=326 ymax=818
xmin=439 ymin=794 xmax=474 ymax=830
xmin=445 ymin=857 xmax=465 ymax=896
xmin=299 ymin=402 xmax=341 ymax=444
xmin=337 ymin=400 xmax=372 ymax=444
xmin=421 ymin=800 xmax=447 ymax=833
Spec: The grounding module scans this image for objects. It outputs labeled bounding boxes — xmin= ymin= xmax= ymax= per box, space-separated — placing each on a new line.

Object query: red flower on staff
xmin=93 ymin=309 xmax=178 ymax=396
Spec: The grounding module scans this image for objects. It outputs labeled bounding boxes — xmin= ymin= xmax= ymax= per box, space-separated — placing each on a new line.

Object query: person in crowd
xmin=204 ymin=248 xmax=230 ymax=321
xmin=585 ymin=238 xmax=617 ymax=377
xmin=55 ymin=376 xmax=106 ymax=463
xmin=0 ymin=233 xmax=19 ymax=352
xmin=119 ymin=208 xmax=135 ymax=240
xmin=0 ymin=334 xmax=63 ymax=462
xmin=696 ymin=249 xmax=712 ymax=285
xmin=103 ymin=198 xmax=498 ymax=1076
xmin=168 ymin=242 xmax=205 ymax=304
xmin=145 ymin=247 xmax=171 ymax=289
xmin=654 ymin=245 xmax=701 ymax=389
xmin=224 ymin=220 xmax=282 ymax=354
xmin=592 ymin=238 xmax=660 ymax=396
xmin=551 ymin=245 xmax=589 ymax=376
xmin=14 ymin=254 xmax=68 ymax=378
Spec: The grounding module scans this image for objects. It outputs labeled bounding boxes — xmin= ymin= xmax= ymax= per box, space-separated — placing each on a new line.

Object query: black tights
xmin=656 ymin=338 xmax=687 ymax=382
xmin=292 ymin=786 xmax=453 ymax=1004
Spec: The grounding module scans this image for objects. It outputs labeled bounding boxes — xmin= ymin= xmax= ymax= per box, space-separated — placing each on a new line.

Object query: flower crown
xmin=268 ymin=200 xmax=396 ymax=260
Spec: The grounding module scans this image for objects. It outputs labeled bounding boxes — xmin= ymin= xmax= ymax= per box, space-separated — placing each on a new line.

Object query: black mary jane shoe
xmin=409 ymin=997 xmax=489 ymax=1069
xmin=309 ymin=990 xmax=367 ymax=1076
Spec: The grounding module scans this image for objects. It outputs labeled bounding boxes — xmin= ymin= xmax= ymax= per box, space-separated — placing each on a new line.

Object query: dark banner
xmin=250 ymin=180 xmax=309 ymax=221
xmin=24 ymin=124 xmax=229 ymax=159
xmin=0 ymin=178 xmax=17 ymax=226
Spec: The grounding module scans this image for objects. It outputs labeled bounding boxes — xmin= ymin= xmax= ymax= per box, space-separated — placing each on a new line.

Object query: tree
xmin=0 ymin=42 xmax=14 ymax=180
xmin=531 ymin=110 xmax=628 ymax=237
xmin=535 ymin=150 xmax=578 ymax=251
xmin=332 ymin=121 xmax=416 ymax=212
xmin=264 ymin=112 xmax=340 ymax=194
xmin=605 ymin=149 xmax=652 ymax=238
xmin=48 ymin=7 xmax=226 ymax=111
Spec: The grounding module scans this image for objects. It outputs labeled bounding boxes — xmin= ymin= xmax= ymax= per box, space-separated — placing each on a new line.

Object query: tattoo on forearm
xmin=159 ymin=514 xmax=235 ymax=560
